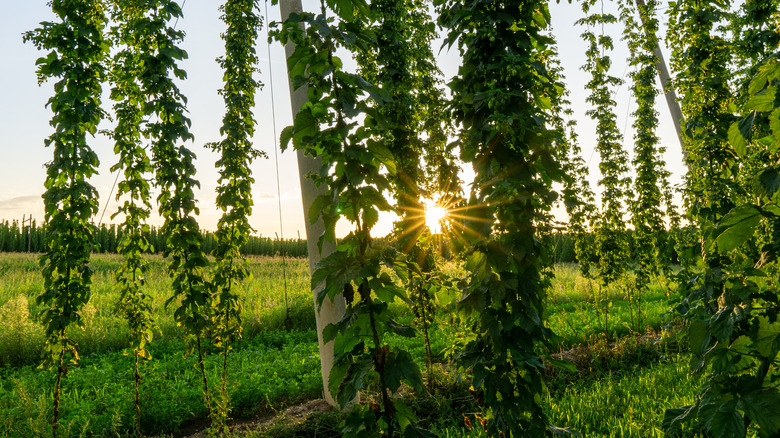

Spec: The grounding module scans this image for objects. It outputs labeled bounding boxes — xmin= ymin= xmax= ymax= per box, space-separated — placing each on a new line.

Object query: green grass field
xmin=0 ymin=253 xmax=700 ymax=437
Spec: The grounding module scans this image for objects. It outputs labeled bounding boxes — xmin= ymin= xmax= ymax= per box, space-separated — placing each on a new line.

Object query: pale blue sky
xmin=0 ymin=1 xmax=684 ymax=238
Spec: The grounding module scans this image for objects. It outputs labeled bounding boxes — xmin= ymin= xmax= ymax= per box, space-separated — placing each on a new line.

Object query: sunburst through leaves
xmin=423 ymin=199 xmax=448 ymax=234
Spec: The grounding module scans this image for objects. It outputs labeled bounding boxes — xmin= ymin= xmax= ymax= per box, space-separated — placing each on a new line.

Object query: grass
xmin=0 ymin=253 xmax=314 ymax=367
xmin=429 ymin=354 xmax=699 ymax=438
xmin=547 ymin=263 xmax=677 ymax=346
xmin=0 ymin=253 xmax=697 ymax=437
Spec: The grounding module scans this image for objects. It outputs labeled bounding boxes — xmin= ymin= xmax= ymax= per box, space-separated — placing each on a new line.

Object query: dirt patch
xmin=178 ymin=399 xmax=333 ymax=438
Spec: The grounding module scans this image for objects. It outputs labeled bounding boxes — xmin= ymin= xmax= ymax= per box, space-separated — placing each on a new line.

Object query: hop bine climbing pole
xmin=620 ymin=0 xmax=675 ymax=332
xmin=274 ymin=1 xmax=434 ymax=434
xmin=23 ymin=1 xmax=108 ymax=436
xmin=139 ymin=0 xmax=214 ymax=420
xmin=107 ymin=0 xmax=160 ymax=433
xmin=277 ymin=0 xmax=344 ymax=407
xmin=208 ymin=0 xmax=264 ymax=430
xmin=577 ymin=0 xmax=632 ymax=336
xmin=436 ymin=0 xmax=576 ymax=434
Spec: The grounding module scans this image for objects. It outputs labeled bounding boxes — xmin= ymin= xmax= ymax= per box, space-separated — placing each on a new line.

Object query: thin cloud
xmin=0 ymin=195 xmax=42 ymax=211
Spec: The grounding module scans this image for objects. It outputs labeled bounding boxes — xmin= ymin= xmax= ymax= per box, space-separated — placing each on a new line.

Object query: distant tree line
xmin=0 ymin=218 xmax=686 ymax=266
xmin=0 ymin=219 xmax=308 ymax=257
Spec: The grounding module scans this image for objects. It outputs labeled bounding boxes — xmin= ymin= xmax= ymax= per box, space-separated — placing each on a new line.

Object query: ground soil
xmin=178 ymin=399 xmax=333 ymax=438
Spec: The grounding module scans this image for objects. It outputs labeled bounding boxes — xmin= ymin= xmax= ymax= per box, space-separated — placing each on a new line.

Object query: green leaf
xmin=757 ymin=167 xmax=780 ymax=196
xmin=739 ymin=111 xmax=757 ymax=141
xmin=770 ymin=107 xmax=780 ymax=139
xmin=393 ymin=399 xmax=415 ymax=431
xmin=293 ymin=106 xmax=318 ymax=143
xmin=752 ymin=316 xmax=780 ymax=358
xmin=383 ymin=350 xmax=425 ymax=393
xmin=710 ymin=306 xmax=735 ymax=340
xmin=728 ymin=112 xmax=756 ymax=158
xmin=743 ymin=387 xmax=780 ymax=434
xmin=688 ymin=319 xmax=712 ymax=355
xmin=280 ymin=125 xmax=294 ymax=151
xmin=547 ymin=357 xmax=577 ymax=373
xmin=367 ymin=140 xmax=396 ymax=175
xmin=716 ymin=204 xmax=762 ymax=252
xmin=333 ymin=357 xmax=372 ymax=407
xmin=308 ymin=194 xmax=327 ymax=225
xmin=532 ymin=11 xmax=547 ymax=28
xmin=466 ymin=251 xmax=488 ymax=282
xmin=387 ymin=319 xmax=416 ymax=338
xmin=745 ymin=87 xmax=776 ymax=112
xmin=699 ymin=394 xmax=745 ymax=438
xmin=749 ymin=66 xmax=772 ymax=95
xmin=312 ymin=251 xmax=361 ymax=306
xmin=370 ymin=275 xmax=407 ymax=303
xmin=362 ymin=206 xmax=379 ymax=231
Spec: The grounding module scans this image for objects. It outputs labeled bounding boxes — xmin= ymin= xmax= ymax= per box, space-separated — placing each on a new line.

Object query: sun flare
xmin=423 ymin=200 xmax=447 ymax=234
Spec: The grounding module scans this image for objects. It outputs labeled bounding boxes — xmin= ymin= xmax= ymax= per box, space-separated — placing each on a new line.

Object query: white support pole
xmin=278 ymin=0 xmax=346 ymax=408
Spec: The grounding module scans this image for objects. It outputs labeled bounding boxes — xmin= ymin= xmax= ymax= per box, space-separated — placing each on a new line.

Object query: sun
xmin=423 ymin=200 xmax=447 ymax=234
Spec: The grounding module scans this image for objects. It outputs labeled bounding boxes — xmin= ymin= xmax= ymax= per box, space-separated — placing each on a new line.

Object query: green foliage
xmin=548 ymin=46 xmax=597 ymax=277
xmin=727 ymin=0 xmax=780 ymax=91
xmin=124 ymin=0 xmax=213 ymax=418
xmin=0 ymin=251 xmax=695 ymax=436
xmin=665 ymin=0 xmax=738 ymax=267
xmin=665 ymin=55 xmax=780 ymax=438
xmin=663 ymin=0 xmax=780 ymax=434
xmin=107 ymin=0 xmax=166 ymax=432
xmin=23 ymin=0 xmax=109 ymax=435
xmin=437 ymin=0 xmax=572 ymax=434
xmin=577 ymin=1 xmax=631 ymax=289
xmin=274 ymin=3 xmax=432 ymax=435
xmin=207 ymin=0 xmax=264 ymax=431
xmin=620 ymin=0 xmax=673 ymax=332
xmin=355 ymin=0 xmax=457 ymax=390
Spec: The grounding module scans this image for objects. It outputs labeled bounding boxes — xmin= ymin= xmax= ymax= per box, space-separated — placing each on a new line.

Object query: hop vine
xmin=135 ymin=0 xmax=213 ymax=416
xmin=355 ymin=0 xmax=456 ymax=384
xmin=620 ymin=0 xmax=672 ymax=330
xmin=437 ymin=0 xmax=573 ymax=434
xmin=207 ymin=0 xmax=264 ymax=429
xmin=107 ymin=0 xmax=160 ymax=433
xmin=274 ymin=2 xmax=431 ymax=434
xmin=23 ymin=0 xmax=108 ymax=435
xmin=577 ymin=0 xmax=632 ymax=335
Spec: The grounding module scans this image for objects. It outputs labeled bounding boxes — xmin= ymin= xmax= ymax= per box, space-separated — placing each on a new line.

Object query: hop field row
xmin=0 ymin=253 xmax=702 ymax=437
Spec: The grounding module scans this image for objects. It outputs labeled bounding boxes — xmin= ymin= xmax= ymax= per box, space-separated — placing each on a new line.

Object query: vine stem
xmin=368 ymin=307 xmax=393 ymax=436
xmin=418 ymin=287 xmax=434 ymax=386
xmin=626 ymin=284 xmax=635 ymax=332
xmin=196 ymin=336 xmax=211 ymax=413
xmin=134 ymin=351 xmax=141 ymax=436
xmin=222 ymin=316 xmax=229 ymax=395
xmin=52 ymin=347 xmax=64 ymax=438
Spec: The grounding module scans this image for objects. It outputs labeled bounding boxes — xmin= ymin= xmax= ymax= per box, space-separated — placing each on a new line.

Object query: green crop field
xmin=0 ymin=253 xmax=707 ymax=437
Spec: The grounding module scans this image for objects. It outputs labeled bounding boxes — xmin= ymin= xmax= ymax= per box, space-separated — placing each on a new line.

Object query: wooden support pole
xmin=278 ymin=0 xmax=345 ymax=408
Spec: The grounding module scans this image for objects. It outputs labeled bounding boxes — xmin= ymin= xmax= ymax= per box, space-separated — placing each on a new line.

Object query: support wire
xmin=265 ymin=0 xmax=292 ymax=331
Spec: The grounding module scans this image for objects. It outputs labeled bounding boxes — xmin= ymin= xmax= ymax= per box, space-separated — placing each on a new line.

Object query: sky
xmin=0 ymin=1 xmax=685 ymax=240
